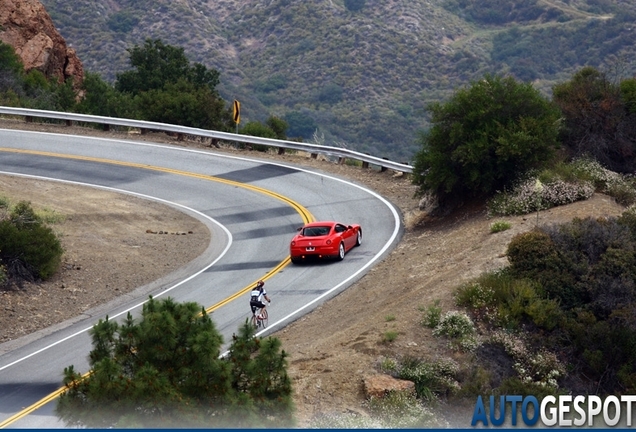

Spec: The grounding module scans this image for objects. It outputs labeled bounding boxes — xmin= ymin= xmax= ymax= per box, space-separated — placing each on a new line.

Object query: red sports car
xmin=290 ymin=221 xmax=362 ymax=263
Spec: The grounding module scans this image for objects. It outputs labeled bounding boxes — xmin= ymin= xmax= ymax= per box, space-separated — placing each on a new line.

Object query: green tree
xmin=622 ymin=78 xmax=636 ymax=114
xmin=412 ymin=74 xmax=561 ymax=206
xmin=0 ymin=42 xmax=24 ymax=104
xmin=113 ymin=39 xmax=230 ymax=130
xmin=76 ymin=72 xmax=136 ymax=118
xmin=134 ymin=79 xmax=232 ymax=130
xmin=0 ymin=201 xmax=63 ymax=283
xmin=56 ymin=297 xmax=294 ymax=428
xmin=284 ymin=110 xmax=317 ymax=139
xmin=115 ymin=39 xmax=220 ymax=95
xmin=266 ymin=115 xmax=289 ymax=140
xmin=552 ymin=67 xmax=636 ymax=173
xmin=0 ymin=42 xmax=24 ymax=76
xmin=240 ymin=120 xmax=278 ymax=139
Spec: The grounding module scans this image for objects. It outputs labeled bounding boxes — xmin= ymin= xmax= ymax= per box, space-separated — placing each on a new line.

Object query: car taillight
xmin=291 ymin=241 xmax=296 ymax=246
xmin=326 ymin=239 xmax=332 ymax=245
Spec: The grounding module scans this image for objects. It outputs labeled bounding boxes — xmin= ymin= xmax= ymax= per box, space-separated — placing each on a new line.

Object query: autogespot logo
xmin=471 ymin=395 xmax=636 ymax=427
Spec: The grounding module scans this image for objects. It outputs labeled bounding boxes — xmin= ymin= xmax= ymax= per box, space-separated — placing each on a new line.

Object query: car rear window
xmin=303 ymin=226 xmax=330 ymax=236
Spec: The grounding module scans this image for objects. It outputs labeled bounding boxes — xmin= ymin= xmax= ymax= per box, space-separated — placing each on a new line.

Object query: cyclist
xmin=250 ymin=280 xmax=271 ymax=320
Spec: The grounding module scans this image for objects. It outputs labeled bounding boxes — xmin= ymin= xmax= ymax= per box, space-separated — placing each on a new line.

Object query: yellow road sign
xmin=233 ymin=100 xmax=240 ymax=124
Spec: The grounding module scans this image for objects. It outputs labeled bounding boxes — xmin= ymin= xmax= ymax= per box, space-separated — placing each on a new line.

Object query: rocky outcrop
xmin=0 ymin=0 xmax=83 ymax=87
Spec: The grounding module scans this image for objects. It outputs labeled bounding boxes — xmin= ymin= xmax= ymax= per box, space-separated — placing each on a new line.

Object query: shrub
xmin=456 ymin=365 xmax=492 ymax=397
xmin=507 ymin=231 xmax=557 ymax=274
xmin=455 ymin=281 xmax=496 ymax=310
xmin=570 ymin=158 xmax=636 ymax=205
xmin=412 ymin=74 xmax=561 ymax=207
xmin=421 ymin=299 xmax=442 ymax=328
xmin=506 ymin=230 xmax=584 ymax=308
xmin=488 ymin=176 xmax=594 ymax=216
xmin=490 ymin=331 xmax=564 ymax=393
xmin=457 ymin=271 xmax=542 ymax=329
xmin=366 ymin=391 xmax=434 ymax=428
xmin=618 ymin=206 xmax=636 ymax=240
xmin=396 ymin=357 xmax=461 ymax=400
xmin=309 ymin=391 xmax=435 ymax=428
xmin=525 ymin=298 xmax=562 ymax=330
xmin=433 ymin=311 xmax=480 ymax=351
xmin=382 ymin=331 xmax=398 ymax=343
xmin=0 ymin=201 xmax=63 ymax=283
xmin=379 ymin=357 xmax=398 ymax=373
xmin=0 ymin=261 xmax=6 ymax=286
xmin=490 ymin=220 xmax=511 ymax=233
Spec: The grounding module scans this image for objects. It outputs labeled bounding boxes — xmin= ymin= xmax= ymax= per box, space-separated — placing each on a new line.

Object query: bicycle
xmin=250 ymin=305 xmax=269 ymax=329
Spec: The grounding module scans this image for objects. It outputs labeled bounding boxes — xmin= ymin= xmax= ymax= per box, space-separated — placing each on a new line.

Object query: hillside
xmin=32 ymin=0 xmax=636 ymax=161
xmin=0 ymin=118 xmax=627 ymax=427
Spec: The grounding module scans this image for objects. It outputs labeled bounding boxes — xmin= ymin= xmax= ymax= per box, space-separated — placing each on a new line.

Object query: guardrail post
xmin=362 ymin=152 xmax=370 ymax=169
xmin=66 ymin=120 xmax=73 ymax=127
xmin=25 ymin=116 xmax=33 ymax=123
xmin=380 ymin=157 xmax=389 ymax=172
xmin=311 ymin=153 xmax=318 ymax=159
xmin=103 ymin=124 xmax=110 ymax=132
xmin=278 ymin=147 xmax=285 ymax=155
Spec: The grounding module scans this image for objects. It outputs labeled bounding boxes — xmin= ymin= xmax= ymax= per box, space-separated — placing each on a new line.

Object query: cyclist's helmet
xmin=257 ymin=280 xmax=265 ymax=288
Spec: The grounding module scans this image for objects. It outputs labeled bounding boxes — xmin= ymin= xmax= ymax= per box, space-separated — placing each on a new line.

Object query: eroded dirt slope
xmin=0 ymin=119 xmax=626 ymax=426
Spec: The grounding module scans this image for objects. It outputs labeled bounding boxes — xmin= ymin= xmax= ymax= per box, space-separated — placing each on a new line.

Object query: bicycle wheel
xmin=257 ymin=308 xmax=269 ymax=329
xmin=250 ymin=313 xmax=258 ymax=329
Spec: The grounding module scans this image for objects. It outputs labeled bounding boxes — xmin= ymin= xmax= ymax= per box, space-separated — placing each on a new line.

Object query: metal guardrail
xmin=0 ymin=107 xmax=414 ymax=173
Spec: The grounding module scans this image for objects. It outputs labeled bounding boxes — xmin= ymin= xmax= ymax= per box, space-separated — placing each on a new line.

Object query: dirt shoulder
xmin=0 ymin=118 xmax=627 ymax=426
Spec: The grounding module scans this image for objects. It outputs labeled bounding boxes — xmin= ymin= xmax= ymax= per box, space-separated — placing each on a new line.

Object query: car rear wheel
xmin=290 ymin=256 xmax=300 ymax=264
xmin=355 ymin=229 xmax=362 ymax=246
xmin=337 ymin=242 xmax=345 ymax=261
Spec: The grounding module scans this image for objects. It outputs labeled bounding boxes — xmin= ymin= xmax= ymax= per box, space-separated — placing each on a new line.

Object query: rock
xmin=363 ymin=374 xmax=415 ymax=399
xmin=0 ymin=0 xmax=84 ymax=89
xmin=418 ymin=192 xmax=439 ymax=213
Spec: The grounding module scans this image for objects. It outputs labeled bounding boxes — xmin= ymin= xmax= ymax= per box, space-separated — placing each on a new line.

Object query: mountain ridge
xmin=34 ymin=0 xmax=636 ymax=161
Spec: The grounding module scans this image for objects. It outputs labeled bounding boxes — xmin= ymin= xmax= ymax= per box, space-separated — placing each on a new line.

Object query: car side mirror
xmin=347 ymin=225 xmax=353 ymax=230
xmin=297 ymin=227 xmax=302 ymax=232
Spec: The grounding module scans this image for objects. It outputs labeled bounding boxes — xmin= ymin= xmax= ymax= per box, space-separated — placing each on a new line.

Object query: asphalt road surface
xmin=0 ymin=129 xmax=402 ymax=428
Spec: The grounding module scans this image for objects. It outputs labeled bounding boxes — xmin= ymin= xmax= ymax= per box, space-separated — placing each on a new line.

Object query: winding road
xmin=0 ymin=129 xmax=402 ymax=427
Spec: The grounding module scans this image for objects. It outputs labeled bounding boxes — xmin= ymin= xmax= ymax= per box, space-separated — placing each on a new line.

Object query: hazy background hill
xmin=39 ymin=0 xmax=636 ymax=162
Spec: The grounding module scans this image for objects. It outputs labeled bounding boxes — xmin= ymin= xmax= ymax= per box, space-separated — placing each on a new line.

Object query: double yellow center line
xmin=0 ymin=147 xmax=314 ymax=428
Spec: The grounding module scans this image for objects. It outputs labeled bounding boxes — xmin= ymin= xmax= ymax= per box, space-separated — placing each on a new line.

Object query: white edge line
xmin=0 ymin=131 xmax=402 ymax=363
xmin=0 ymin=171 xmax=233 ymax=372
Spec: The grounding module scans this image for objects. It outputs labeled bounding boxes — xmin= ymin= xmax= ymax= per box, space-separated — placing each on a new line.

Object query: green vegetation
xmin=0 ymin=41 xmax=79 ymax=111
xmin=56 ymin=296 xmax=294 ymax=428
xmin=36 ymin=0 xmax=636 ymax=162
xmin=382 ymin=331 xmax=398 ymax=343
xmin=488 ymin=159 xmax=636 ymax=216
xmin=238 ymin=115 xmax=290 ymax=151
xmin=448 ymin=210 xmax=636 ymax=396
xmin=553 ymin=67 xmax=636 ymax=174
xmin=0 ymin=201 xmax=63 ymax=286
xmin=421 ymin=299 xmax=442 ymax=328
xmin=412 ymin=74 xmax=561 ymax=207
xmin=432 ymin=311 xmax=479 ymax=352
xmin=489 ymin=221 xmax=511 ymax=233
xmin=310 ymin=390 xmax=433 ymax=428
